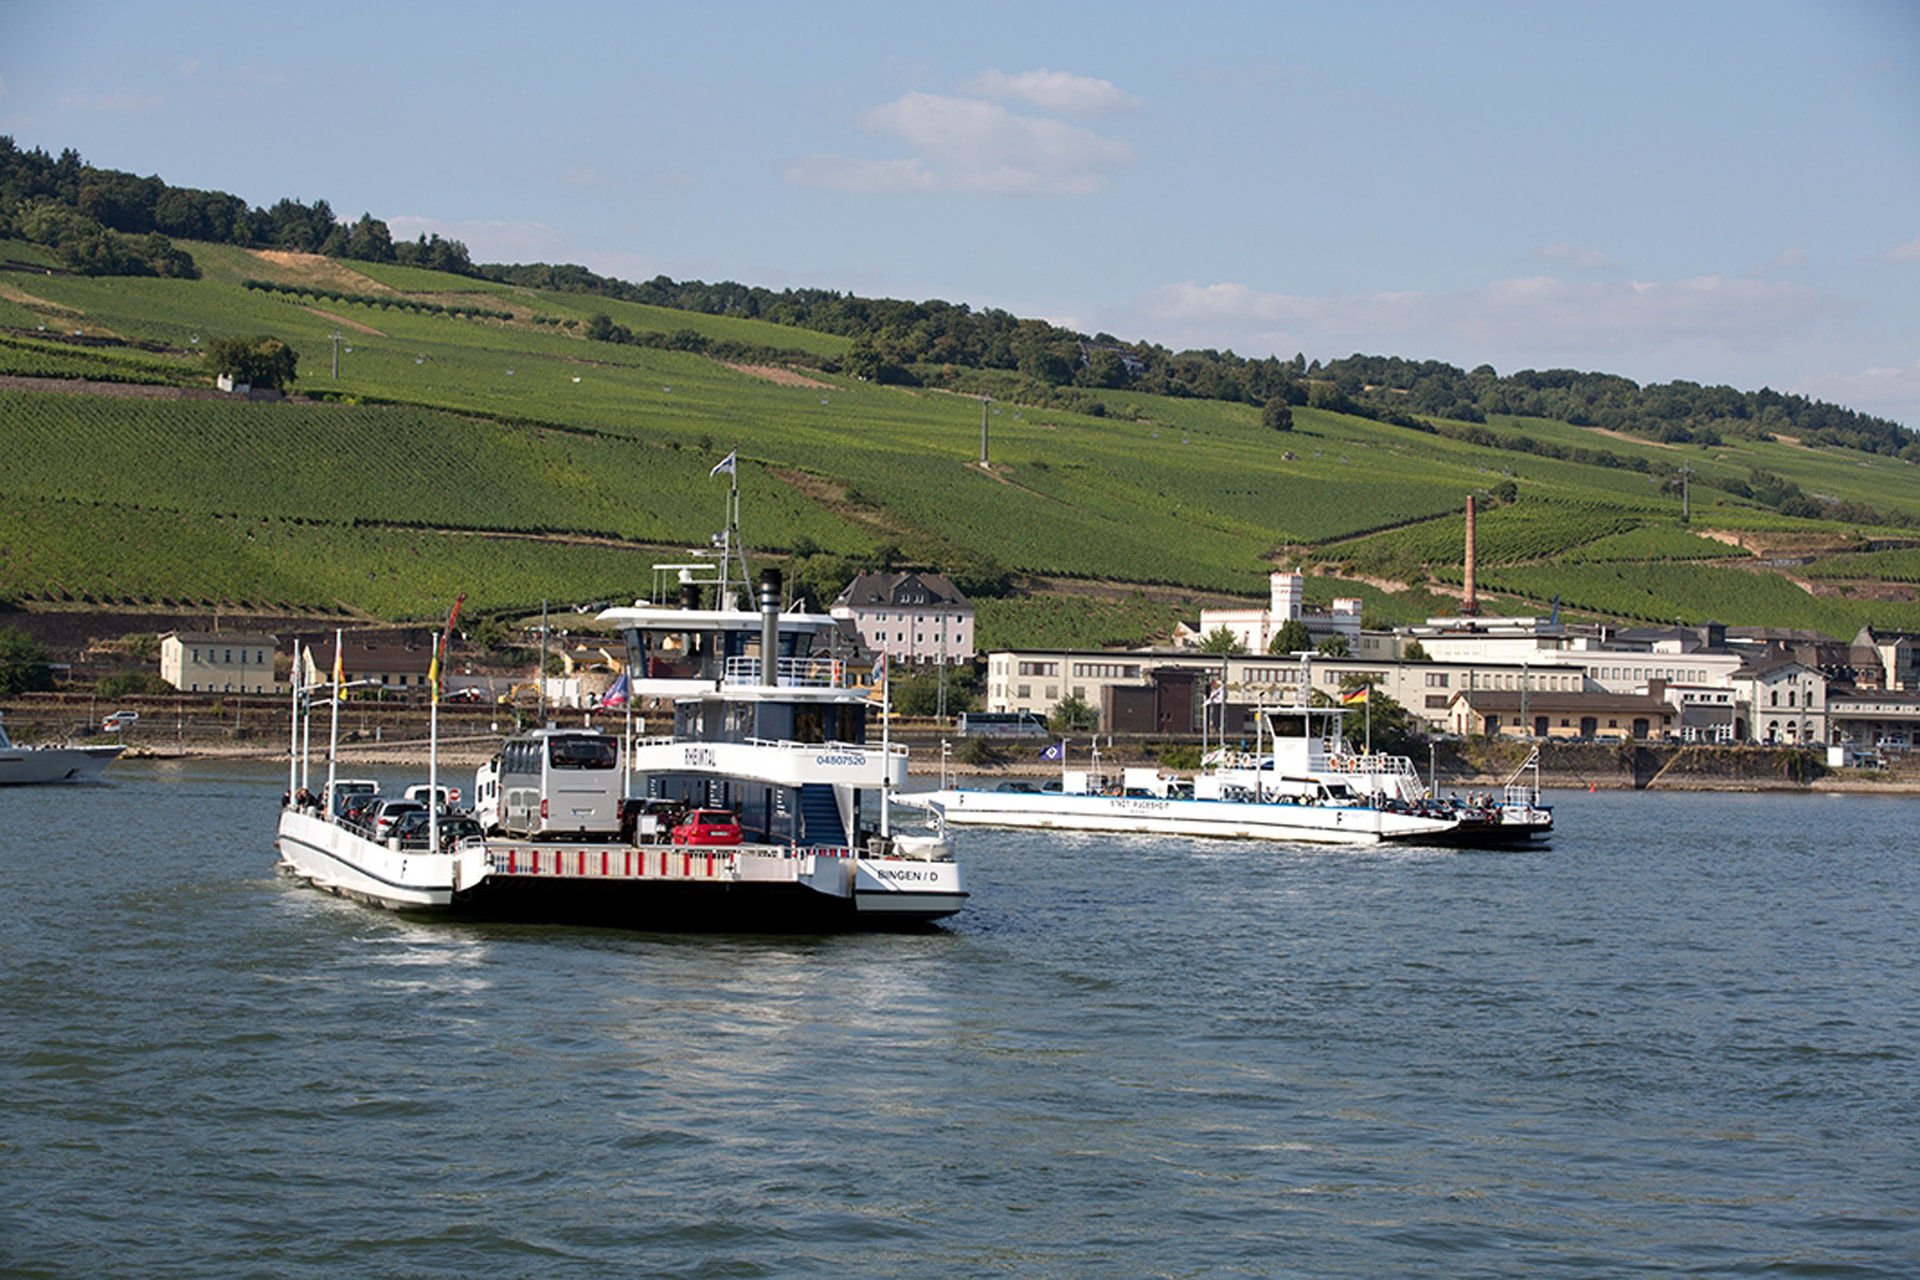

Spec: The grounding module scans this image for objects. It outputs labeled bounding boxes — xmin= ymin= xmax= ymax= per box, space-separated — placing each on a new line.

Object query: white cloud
xmin=1534 ymin=242 xmax=1616 ymax=271
xmin=1792 ymin=357 xmax=1920 ymax=429
xmin=787 ymin=89 xmax=1132 ymax=196
xmin=57 ymin=89 xmax=166 ymax=113
xmin=963 ymin=68 xmax=1142 ymax=115
xmin=784 ymin=154 xmax=938 ymax=193
xmin=1884 ymin=235 xmax=1920 ymax=263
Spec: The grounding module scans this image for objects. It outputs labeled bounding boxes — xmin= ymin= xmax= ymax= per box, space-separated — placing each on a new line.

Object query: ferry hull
xmin=0 ymin=745 xmax=123 ymax=786
xmin=276 ymin=810 xmax=965 ymax=929
xmin=926 ymin=790 xmax=1455 ymax=846
xmin=276 ymin=809 xmax=454 ymax=909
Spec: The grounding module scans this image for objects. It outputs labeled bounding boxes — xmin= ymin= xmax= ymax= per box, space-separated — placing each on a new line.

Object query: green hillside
xmin=4 ymin=243 xmax=1920 ymax=647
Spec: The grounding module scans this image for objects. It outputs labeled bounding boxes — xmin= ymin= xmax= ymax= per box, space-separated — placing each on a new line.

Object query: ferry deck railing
xmin=629 ymin=732 xmax=908 ymax=761
xmin=721 ymin=655 xmax=850 ymax=689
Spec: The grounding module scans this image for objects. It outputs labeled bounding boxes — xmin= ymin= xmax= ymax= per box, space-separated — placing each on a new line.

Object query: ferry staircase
xmin=798 ymin=783 xmax=846 ymax=847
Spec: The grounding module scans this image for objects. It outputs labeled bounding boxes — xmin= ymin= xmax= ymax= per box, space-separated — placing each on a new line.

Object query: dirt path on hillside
xmin=723 ymin=362 xmax=833 ymax=389
xmin=301 ymin=307 xmax=387 ymax=336
xmin=250 ymin=249 xmax=396 ymax=293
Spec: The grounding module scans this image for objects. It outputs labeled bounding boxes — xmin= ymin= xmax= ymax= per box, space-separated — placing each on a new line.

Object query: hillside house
xmin=1850 ymin=625 xmax=1919 ymax=692
xmin=830 ymin=572 xmax=974 ymax=667
xmin=160 ymin=632 xmax=279 ymax=694
xmin=295 ymin=631 xmax=437 ymax=699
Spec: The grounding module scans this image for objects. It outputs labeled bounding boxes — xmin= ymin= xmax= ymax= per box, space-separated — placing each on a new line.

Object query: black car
xmin=387 ymin=810 xmax=487 ymax=850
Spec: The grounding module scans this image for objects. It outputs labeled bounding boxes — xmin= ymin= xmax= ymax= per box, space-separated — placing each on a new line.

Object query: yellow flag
xmin=427 ymin=636 xmax=441 ymax=691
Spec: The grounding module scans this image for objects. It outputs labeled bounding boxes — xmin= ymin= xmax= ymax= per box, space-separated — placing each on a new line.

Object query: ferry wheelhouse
xmin=603 ymin=561 xmax=933 ymax=862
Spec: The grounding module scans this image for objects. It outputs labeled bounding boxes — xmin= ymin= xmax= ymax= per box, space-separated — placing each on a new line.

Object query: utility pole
xmin=1676 ymin=464 xmax=1693 ymax=523
xmin=980 ymin=396 xmax=991 ymax=466
xmin=330 ymin=330 xmax=343 ymax=379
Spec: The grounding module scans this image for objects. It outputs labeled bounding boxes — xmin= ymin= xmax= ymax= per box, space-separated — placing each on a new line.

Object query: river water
xmin=4 ymin=760 xmax=1916 ymax=1278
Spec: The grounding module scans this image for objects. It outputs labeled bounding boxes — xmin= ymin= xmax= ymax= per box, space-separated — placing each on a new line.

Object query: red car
xmin=671 ymin=809 xmax=743 ymax=846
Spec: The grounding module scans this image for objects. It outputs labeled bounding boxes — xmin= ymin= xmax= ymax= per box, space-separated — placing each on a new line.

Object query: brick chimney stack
xmin=1463 ymin=494 xmax=1478 ymax=615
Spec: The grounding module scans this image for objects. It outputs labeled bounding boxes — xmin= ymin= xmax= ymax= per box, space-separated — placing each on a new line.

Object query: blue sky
xmin=7 ymin=1 xmax=1919 ymax=426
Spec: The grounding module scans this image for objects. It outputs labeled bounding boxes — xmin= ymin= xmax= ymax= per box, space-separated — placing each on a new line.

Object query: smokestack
xmin=759 ymin=568 xmax=782 ymax=687
xmin=1463 ymin=495 xmax=1478 ymax=616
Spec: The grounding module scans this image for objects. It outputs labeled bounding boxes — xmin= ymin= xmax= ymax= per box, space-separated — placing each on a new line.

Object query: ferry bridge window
xmin=549 ymin=736 xmax=618 ymax=769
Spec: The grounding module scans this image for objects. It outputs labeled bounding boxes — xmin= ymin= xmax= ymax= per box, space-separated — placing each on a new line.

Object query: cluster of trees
xmin=1309 ymin=356 xmax=1914 ymax=460
xmin=0 ymin=627 xmax=54 ymax=695
xmin=0 ymin=137 xmax=471 ymax=275
xmin=203 ymin=335 xmax=298 ymax=390
xmin=4 ymin=193 xmax=199 ymax=279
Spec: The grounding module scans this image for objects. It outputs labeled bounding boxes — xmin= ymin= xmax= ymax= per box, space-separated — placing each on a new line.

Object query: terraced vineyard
xmin=3 ymin=240 xmax=1919 ymax=643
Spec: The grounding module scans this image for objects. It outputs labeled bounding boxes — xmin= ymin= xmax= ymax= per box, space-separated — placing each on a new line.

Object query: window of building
xmin=1426 ymin=672 xmax=1449 ymax=687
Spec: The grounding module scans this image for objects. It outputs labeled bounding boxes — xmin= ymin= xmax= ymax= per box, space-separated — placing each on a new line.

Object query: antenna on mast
xmin=709 ymin=446 xmax=751 ymax=608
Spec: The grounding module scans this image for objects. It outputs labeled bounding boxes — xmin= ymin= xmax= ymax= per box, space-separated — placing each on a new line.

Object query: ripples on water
xmin=4 ymin=762 xmax=1916 ymax=1277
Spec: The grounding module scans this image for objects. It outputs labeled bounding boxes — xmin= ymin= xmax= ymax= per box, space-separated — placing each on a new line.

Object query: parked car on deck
xmin=388 ymin=811 xmax=487 ymax=850
xmin=369 ymin=798 xmax=427 ymax=841
xmin=339 ymin=792 xmax=385 ymax=830
xmin=671 ymin=809 xmax=743 ymax=846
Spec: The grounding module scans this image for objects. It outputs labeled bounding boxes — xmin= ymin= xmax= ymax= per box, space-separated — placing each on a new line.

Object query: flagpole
xmin=325 ymin=627 xmax=341 ymax=813
xmin=287 ymin=639 xmax=300 ymax=803
xmin=880 ymin=654 xmax=891 ymax=840
xmin=426 ymin=594 xmax=463 ymax=851
xmin=622 ymin=669 xmax=633 ymax=804
xmin=1202 ymin=679 xmax=1209 ymax=762
xmin=300 ymin=649 xmax=312 ymax=794
xmin=428 ymin=634 xmax=441 ymax=855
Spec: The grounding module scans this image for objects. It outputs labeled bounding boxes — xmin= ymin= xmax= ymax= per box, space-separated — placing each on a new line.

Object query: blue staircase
xmin=797 ymin=784 xmax=846 ymax=848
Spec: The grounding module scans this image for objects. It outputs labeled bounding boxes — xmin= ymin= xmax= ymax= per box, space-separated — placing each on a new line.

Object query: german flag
xmin=1341 ymin=685 xmax=1370 ymax=705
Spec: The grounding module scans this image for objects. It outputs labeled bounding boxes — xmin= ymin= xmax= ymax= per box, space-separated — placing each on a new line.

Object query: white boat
xmin=275 ymin=561 xmax=964 ymax=930
xmin=919 ymin=701 xmax=1551 ymax=848
xmin=0 ymin=711 xmax=122 ymax=785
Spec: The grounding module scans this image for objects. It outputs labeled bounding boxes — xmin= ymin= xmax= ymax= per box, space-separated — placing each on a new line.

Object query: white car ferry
xmin=920 ymin=702 xmax=1551 ymax=848
xmin=275 ymin=563 xmax=964 ymax=930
